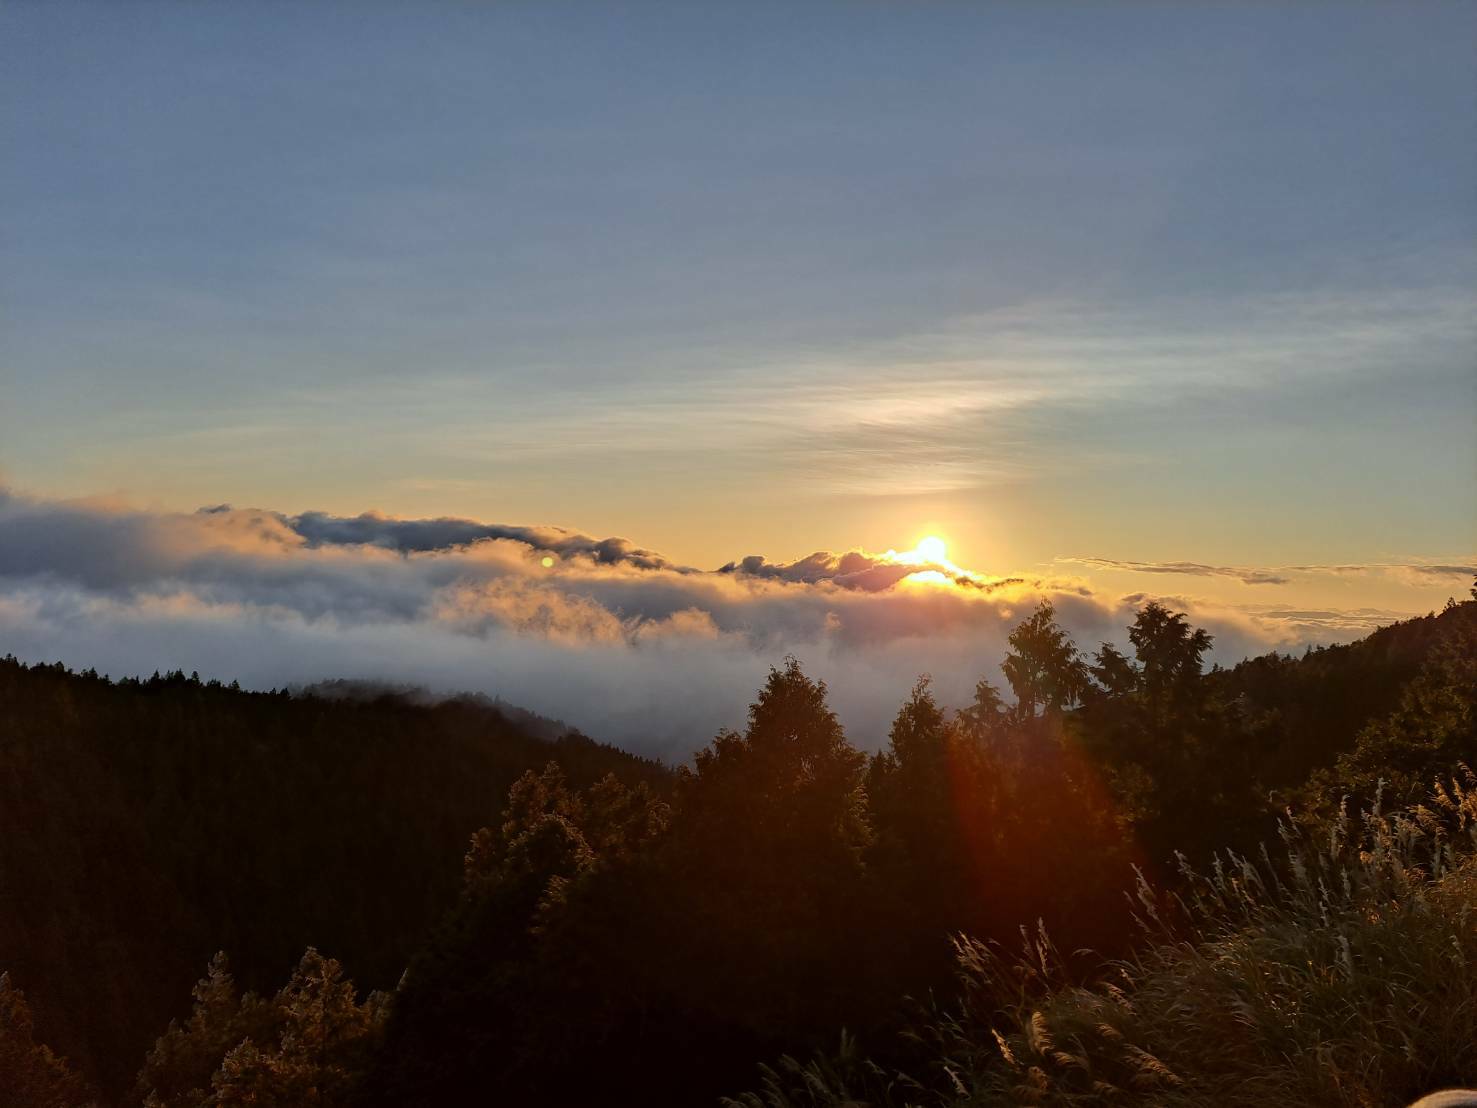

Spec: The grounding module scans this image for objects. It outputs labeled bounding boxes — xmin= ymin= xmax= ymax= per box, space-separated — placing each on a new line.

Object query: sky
xmin=1 ymin=3 xmax=1474 ymax=754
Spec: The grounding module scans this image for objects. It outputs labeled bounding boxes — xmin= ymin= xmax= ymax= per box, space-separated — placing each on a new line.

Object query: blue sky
xmin=3 ymin=2 xmax=1474 ymax=586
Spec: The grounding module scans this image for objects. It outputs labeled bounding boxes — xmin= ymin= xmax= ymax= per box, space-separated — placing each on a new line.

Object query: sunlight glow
xmin=887 ymin=535 xmax=954 ymax=567
xmin=903 ymin=569 xmax=953 ymax=587
xmin=883 ymin=534 xmax=981 ymax=588
xmin=915 ymin=535 xmax=948 ymax=564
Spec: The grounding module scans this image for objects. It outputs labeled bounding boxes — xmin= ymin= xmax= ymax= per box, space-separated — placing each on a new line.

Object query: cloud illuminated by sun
xmin=903 ymin=569 xmax=954 ymax=587
xmin=884 ymin=535 xmax=978 ymax=587
xmin=888 ymin=535 xmax=952 ymax=567
xmin=909 ymin=534 xmax=945 ymax=564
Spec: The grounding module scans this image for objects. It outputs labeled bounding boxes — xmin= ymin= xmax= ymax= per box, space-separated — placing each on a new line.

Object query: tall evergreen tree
xmin=679 ymin=656 xmax=871 ymax=879
xmin=1128 ymin=601 xmax=1214 ymax=729
xmin=1002 ymin=602 xmax=1088 ymax=717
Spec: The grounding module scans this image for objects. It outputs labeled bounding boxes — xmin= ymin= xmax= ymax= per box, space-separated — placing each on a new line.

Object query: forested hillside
xmin=0 ymin=666 xmax=663 ymax=1097
xmin=2 ymin=592 xmax=1473 ymax=1107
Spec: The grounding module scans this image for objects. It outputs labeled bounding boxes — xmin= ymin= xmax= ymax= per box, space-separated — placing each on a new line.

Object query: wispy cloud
xmin=1063 ymin=557 xmax=1290 ymax=586
xmin=1065 ymin=556 xmax=1475 ymax=589
xmin=165 ymin=284 xmax=1472 ymax=505
xmin=1287 ymin=562 xmax=1477 ymax=585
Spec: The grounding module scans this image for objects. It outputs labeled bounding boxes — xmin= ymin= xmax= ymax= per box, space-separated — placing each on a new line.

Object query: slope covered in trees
xmin=0 ymin=664 xmax=663 ymax=1097
xmin=3 ymin=591 xmax=1473 ymax=1106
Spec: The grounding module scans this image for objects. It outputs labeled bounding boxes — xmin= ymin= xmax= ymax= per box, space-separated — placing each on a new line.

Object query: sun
xmin=883 ymin=534 xmax=975 ymax=585
xmin=915 ymin=535 xmax=947 ymax=564
xmin=884 ymin=534 xmax=970 ymax=584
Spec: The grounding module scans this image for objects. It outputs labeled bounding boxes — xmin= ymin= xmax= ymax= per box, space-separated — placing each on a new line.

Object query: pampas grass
xmin=727 ymin=768 xmax=1477 ymax=1108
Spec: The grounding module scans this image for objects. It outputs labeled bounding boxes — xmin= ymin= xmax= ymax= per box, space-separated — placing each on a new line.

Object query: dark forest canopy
xmin=0 ymin=665 xmax=663 ymax=1099
xmin=2 ymin=592 xmax=1474 ymax=1107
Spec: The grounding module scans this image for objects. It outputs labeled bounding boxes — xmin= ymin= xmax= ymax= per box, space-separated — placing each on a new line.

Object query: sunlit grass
xmin=728 ymin=769 xmax=1477 ymax=1108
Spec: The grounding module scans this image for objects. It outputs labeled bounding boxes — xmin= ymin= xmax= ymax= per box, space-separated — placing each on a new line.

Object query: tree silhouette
xmin=955 ymin=676 xmax=1008 ymax=739
xmin=679 ymin=656 xmax=871 ymax=877
xmin=1088 ymin=641 xmax=1139 ymax=699
xmin=1128 ymin=601 xmax=1214 ymax=729
xmin=8 ymin=598 xmax=1476 ymax=1108
xmin=867 ymin=675 xmax=954 ymax=884
xmin=1002 ymin=601 xmax=1089 ymax=717
xmin=1079 ymin=602 xmax=1240 ymax=862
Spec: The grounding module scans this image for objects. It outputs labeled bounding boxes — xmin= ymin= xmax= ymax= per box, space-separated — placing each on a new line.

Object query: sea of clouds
xmin=0 ymin=487 xmax=1464 ymax=760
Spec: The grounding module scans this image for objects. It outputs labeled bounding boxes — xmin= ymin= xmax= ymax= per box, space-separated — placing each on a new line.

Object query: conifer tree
xmin=1128 ymin=601 xmax=1213 ymax=728
xmin=135 ymin=953 xmax=274 ymax=1108
xmin=209 ymin=950 xmax=385 ymax=1108
xmin=1002 ymin=601 xmax=1088 ymax=717
xmin=681 ymin=656 xmax=871 ymax=882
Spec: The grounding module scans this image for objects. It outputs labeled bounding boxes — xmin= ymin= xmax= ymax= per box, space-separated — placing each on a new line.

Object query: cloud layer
xmin=0 ymin=489 xmax=1447 ymax=759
